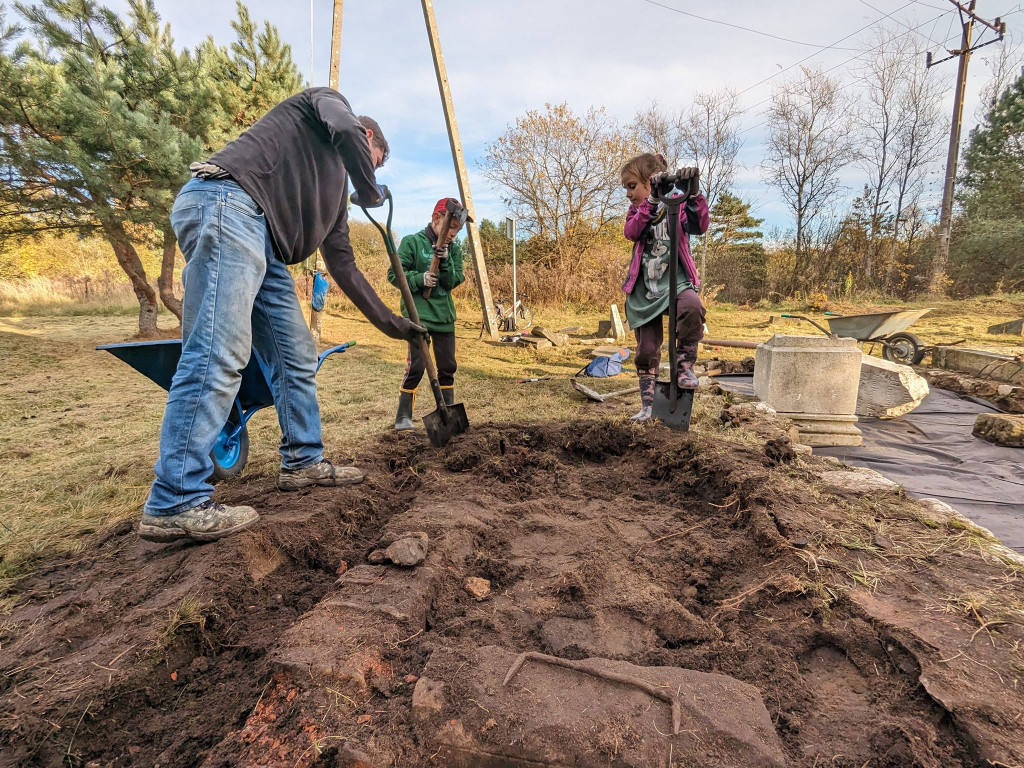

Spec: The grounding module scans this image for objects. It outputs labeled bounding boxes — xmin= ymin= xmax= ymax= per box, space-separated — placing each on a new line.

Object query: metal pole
xmin=512 ymin=219 xmax=517 ymax=331
xmin=931 ymin=1 xmax=975 ymax=294
xmin=421 ymin=0 xmax=500 ymax=339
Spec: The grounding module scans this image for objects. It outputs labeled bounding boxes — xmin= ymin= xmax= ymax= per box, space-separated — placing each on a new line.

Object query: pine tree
xmin=200 ymin=1 xmax=304 ymax=143
xmin=0 ymin=0 xmax=303 ymax=334
xmin=706 ymin=192 xmax=767 ymax=302
xmin=951 ymin=73 xmax=1024 ymax=293
xmin=0 ymin=0 xmax=219 ymax=333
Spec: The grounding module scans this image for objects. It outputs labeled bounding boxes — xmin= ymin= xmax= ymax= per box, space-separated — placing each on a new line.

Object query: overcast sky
xmin=111 ymin=0 xmax=1024 ymax=236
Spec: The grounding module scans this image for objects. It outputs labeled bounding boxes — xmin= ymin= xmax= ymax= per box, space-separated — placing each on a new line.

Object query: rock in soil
xmin=819 ymin=468 xmax=901 ymax=493
xmin=972 ymin=412 xmax=1024 ymax=447
xmin=463 ymin=576 xmax=491 ymax=600
xmin=413 ymin=643 xmax=787 ymax=768
xmin=385 ymin=535 xmax=428 ymax=566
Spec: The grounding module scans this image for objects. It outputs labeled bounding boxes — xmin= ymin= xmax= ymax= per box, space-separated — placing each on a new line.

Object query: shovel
xmin=570 ymin=378 xmax=639 ymax=403
xmin=650 ymin=173 xmax=696 ymax=431
xmin=357 ymin=190 xmax=469 ymax=448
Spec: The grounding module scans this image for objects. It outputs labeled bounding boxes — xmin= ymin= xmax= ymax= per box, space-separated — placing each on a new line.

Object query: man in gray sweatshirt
xmin=139 ymin=88 xmax=424 ymax=543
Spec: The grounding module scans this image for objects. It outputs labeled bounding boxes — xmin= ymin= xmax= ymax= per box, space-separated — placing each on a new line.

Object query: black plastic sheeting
xmin=716 ymin=374 xmax=1024 ymax=554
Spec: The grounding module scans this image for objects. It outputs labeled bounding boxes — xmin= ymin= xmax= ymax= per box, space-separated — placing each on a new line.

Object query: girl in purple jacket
xmin=620 ymin=152 xmax=710 ymax=423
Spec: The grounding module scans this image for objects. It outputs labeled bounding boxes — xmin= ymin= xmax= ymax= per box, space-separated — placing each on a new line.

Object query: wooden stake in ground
xmin=308 ymin=0 xmax=345 ymax=345
xmin=421 ymin=0 xmax=499 ymax=340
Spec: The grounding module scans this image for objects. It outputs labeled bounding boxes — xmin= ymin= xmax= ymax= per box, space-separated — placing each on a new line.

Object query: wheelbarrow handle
xmin=780 ymin=314 xmax=834 ymax=337
xmin=316 ymin=340 xmax=356 ymax=372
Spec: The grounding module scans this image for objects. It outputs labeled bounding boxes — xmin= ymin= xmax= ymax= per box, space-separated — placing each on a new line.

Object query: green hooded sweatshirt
xmin=387 ymin=226 xmax=465 ymax=333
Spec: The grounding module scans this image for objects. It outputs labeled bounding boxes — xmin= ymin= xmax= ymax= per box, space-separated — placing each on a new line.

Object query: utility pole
xmin=421 ymin=0 xmax=500 ymax=339
xmin=927 ymin=0 xmax=1005 ymax=294
xmin=309 ymin=0 xmax=345 ymax=344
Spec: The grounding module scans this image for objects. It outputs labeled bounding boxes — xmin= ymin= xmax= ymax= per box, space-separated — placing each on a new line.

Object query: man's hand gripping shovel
xmin=650 ymin=171 xmax=699 ymax=431
xmin=354 ymin=186 xmax=469 ymax=448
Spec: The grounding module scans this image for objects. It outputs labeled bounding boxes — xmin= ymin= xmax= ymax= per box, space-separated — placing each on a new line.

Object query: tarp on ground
xmin=716 ymin=374 xmax=1024 ymax=554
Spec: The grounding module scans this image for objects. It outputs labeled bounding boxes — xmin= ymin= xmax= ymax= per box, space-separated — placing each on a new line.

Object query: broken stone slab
xmin=754 ymin=334 xmax=862 ymax=446
xmin=516 ymin=335 xmax=552 ymax=349
xmin=932 ymin=347 xmax=1024 ymax=385
xmin=987 ymin=317 xmax=1024 ymax=335
xmin=856 ymin=354 xmax=929 ymax=419
xmin=412 ymin=643 xmax=786 ymax=768
xmin=610 ymin=303 xmax=627 ymax=342
xmin=820 ymin=469 xmax=901 ymax=493
xmin=531 ymin=326 xmax=569 ymax=347
xmin=972 ymin=413 xmax=1024 ymax=447
xmin=917 ymin=498 xmax=1024 ymax=567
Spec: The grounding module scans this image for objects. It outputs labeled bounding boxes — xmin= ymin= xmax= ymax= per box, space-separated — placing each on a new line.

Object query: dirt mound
xmin=2 ymin=417 xmax=1023 ymax=767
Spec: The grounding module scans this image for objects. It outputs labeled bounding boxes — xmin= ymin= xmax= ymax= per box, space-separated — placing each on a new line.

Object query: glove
xmin=675 ymin=167 xmax=700 ymax=198
xmin=423 ymin=271 xmax=438 ymax=288
xmin=433 ymin=243 xmax=449 ymax=261
xmin=350 ymin=183 xmax=389 ymax=208
xmin=398 ymin=318 xmax=428 ymax=343
xmin=648 ymin=172 xmax=670 ymax=202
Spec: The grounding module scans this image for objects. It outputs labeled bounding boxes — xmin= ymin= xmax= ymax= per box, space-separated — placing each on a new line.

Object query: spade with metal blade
xmin=650 ymin=172 xmax=697 ymax=431
xmin=356 ymin=189 xmax=469 ymax=447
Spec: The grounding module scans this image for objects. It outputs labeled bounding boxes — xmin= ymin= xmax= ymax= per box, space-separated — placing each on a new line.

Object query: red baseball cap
xmin=433 ymin=197 xmax=473 ymax=224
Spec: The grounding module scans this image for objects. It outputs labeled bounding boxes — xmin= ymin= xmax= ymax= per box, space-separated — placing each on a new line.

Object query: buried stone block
xmin=754 ymin=334 xmax=863 ymax=446
xmin=987 ymin=317 xmax=1024 ymax=336
xmin=973 ymin=413 xmax=1024 ymax=447
xmin=412 ymin=643 xmax=786 ymax=768
xmin=856 ymin=354 xmax=929 ymax=419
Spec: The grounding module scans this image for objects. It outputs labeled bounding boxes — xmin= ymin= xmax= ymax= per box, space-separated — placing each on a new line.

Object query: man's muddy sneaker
xmin=277 ymin=459 xmax=365 ymax=491
xmin=138 ymin=501 xmax=259 ymax=543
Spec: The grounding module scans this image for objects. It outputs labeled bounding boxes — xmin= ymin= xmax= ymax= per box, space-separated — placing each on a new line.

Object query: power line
xmin=736 ymin=8 xmax=956 ymax=133
xmin=857 ymin=0 xmax=945 ymax=45
xmin=736 ymin=0 xmax=921 ymax=97
xmin=635 ymin=0 xmax=863 ymax=51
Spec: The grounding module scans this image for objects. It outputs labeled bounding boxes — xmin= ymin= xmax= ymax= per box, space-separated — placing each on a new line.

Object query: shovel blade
xmin=422 ymin=401 xmax=470 ymax=448
xmin=652 ymin=382 xmax=694 ymax=431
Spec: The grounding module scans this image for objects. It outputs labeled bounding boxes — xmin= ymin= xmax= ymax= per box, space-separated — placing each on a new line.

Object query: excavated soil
xmin=2 ymin=411 xmax=1023 ymax=767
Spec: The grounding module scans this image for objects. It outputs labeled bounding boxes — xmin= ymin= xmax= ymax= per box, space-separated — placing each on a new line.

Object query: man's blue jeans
xmin=144 ymin=178 xmax=323 ymax=516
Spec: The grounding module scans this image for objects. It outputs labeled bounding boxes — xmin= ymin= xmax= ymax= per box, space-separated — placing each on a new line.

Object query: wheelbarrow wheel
xmin=882 ymin=332 xmax=925 ymax=365
xmin=209 ymin=407 xmax=249 ymax=483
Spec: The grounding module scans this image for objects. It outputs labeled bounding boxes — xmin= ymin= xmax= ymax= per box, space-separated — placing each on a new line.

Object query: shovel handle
xmin=361 ymin=196 xmax=448 ymax=420
xmin=423 ymin=206 xmax=455 ymax=300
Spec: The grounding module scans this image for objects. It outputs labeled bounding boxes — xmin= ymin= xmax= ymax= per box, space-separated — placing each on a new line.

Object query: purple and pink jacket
xmin=622 ymin=195 xmax=710 ymax=293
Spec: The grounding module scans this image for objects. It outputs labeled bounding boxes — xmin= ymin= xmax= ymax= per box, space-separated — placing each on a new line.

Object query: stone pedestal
xmin=754 ymin=334 xmax=862 ymax=446
xmin=857 ymin=355 xmax=929 ymax=419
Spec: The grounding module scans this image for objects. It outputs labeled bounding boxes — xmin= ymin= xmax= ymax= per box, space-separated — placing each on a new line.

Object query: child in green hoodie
xmin=387 ymin=197 xmax=468 ymax=430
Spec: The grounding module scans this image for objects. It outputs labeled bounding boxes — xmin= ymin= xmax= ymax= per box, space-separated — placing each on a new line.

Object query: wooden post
xmin=931 ymin=2 xmax=975 ymax=294
xmin=310 ymin=0 xmax=345 ymax=344
xmin=421 ymin=0 xmax=500 ymax=339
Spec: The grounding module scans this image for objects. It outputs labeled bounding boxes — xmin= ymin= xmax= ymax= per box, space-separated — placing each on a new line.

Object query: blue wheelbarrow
xmin=97 ymin=339 xmax=355 ymax=482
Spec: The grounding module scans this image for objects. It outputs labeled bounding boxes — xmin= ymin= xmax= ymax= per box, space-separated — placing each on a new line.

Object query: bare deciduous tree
xmin=856 ymin=29 xmax=945 ymax=284
xmin=764 ymin=66 xmax=852 ymax=289
xmin=630 ymin=90 xmax=742 ymax=211
xmin=680 ymin=88 xmax=743 ymax=212
xmin=481 ymin=102 xmax=635 ymax=270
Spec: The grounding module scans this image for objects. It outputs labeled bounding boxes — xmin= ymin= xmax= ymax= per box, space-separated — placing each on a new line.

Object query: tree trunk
xmin=102 ymin=219 xmax=159 ymax=337
xmin=159 ymin=224 xmax=183 ymax=323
